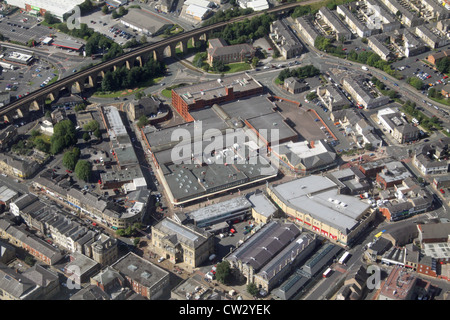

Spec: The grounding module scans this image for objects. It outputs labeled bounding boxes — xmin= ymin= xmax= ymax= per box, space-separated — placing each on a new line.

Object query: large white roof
xmin=6 ymin=0 xmax=85 ymax=18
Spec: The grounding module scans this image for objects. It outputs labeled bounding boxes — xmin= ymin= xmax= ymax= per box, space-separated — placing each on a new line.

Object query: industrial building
xmin=5 ymin=0 xmax=85 ymax=19
xmin=120 ymin=9 xmax=173 ymax=37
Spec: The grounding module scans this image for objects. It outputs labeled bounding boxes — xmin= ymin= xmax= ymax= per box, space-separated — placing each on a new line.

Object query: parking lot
xmin=390 ymin=52 xmax=450 ymax=94
xmin=0 ymin=52 xmax=57 ymax=101
xmin=0 ymin=12 xmax=51 ymax=45
xmin=79 ymin=10 xmax=143 ymax=45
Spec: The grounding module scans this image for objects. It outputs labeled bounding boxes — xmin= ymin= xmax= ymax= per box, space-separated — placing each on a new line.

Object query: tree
xmin=83 ymin=132 xmax=91 ymax=142
xmin=140 ymin=35 xmax=147 ymax=44
xmin=407 ymin=77 xmax=424 ymax=90
xmin=83 ymin=120 xmax=100 ymax=132
xmin=306 ymin=91 xmax=318 ymax=101
xmin=133 ymin=237 xmax=141 ymax=246
xmin=212 ymin=60 xmax=226 ymax=72
xmin=101 ymin=71 xmax=114 ymax=92
xmin=44 ymin=12 xmax=60 ymax=25
xmin=50 ymin=120 xmax=76 ymax=154
xmin=62 ymin=147 xmax=80 ymax=171
xmin=118 ymin=6 xmax=128 ymax=16
xmin=102 ymin=5 xmax=109 ymax=14
xmin=251 ymin=57 xmax=260 ymax=68
xmin=34 ymin=138 xmax=50 ymax=153
xmin=94 ymin=128 xmax=102 ymax=139
xmin=364 ymin=143 xmax=373 ymax=151
xmin=137 ymin=115 xmax=149 ymax=128
xmin=215 ymin=261 xmax=231 ymax=284
xmin=111 ymin=10 xmax=119 ymax=19
xmin=75 ymin=160 xmax=92 ymax=182
xmin=247 ymin=282 xmax=259 ymax=296
xmin=436 ymin=57 xmax=450 ymax=74
xmin=314 ymin=35 xmax=332 ymax=51
xmin=30 ymin=129 xmax=40 ymax=138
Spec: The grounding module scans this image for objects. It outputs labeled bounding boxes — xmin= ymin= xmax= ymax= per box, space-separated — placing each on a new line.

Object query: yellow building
xmin=151 ymin=218 xmax=214 ymax=269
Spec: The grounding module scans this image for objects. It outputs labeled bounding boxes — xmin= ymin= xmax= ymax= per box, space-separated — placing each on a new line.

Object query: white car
xmin=158 ymin=257 xmax=165 ymax=263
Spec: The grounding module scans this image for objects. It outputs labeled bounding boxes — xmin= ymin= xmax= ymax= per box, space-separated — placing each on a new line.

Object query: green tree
xmin=111 ymin=10 xmax=119 ymax=19
xmin=137 ymin=115 xmax=149 ymax=128
xmin=251 ymin=57 xmax=260 ymax=68
xmin=364 ymin=143 xmax=373 ymax=151
xmin=74 ymin=104 xmax=86 ymax=112
xmin=94 ymin=128 xmax=102 ymax=139
xmin=62 ymin=147 xmax=80 ymax=171
xmin=133 ymin=237 xmax=141 ymax=246
xmin=30 ymin=129 xmax=40 ymax=138
xmin=101 ymin=71 xmax=114 ymax=92
xmin=24 ymin=255 xmax=36 ymax=266
xmin=212 ymin=60 xmax=226 ymax=72
xmin=50 ymin=119 xmax=76 ymax=154
xmin=118 ymin=6 xmax=128 ymax=16
xmin=102 ymin=5 xmax=109 ymax=14
xmin=34 ymin=138 xmax=50 ymax=153
xmin=75 ymin=160 xmax=92 ymax=182
xmin=83 ymin=120 xmax=100 ymax=132
xmin=247 ymin=282 xmax=259 ymax=296
xmin=44 ymin=12 xmax=60 ymax=25
xmin=436 ymin=56 xmax=450 ymax=74
xmin=83 ymin=132 xmax=91 ymax=142
xmin=407 ymin=77 xmax=424 ymax=90
xmin=306 ymin=91 xmax=318 ymax=101
xmin=215 ymin=261 xmax=231 ymax=284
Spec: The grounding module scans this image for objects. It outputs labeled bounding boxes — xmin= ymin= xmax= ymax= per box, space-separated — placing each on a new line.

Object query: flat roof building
xmin=51 ymin=39 xmax=84 ymax=51
xmin=171 ymin=73 xmax=264 ymax=121
xmin=120 ymin=9 xmax=172 ymax=36
xmin=272 ymin=140 xmax=337 ymax=174
xmin=267 ymin=175 xmax=375 ymax=247
xmin=5 ymin=0 xmax=85 ymax=19
xmin=186 ymin=196 xmax=252 ymax=228
xmin=378 ymin=266 xmax=417 ymax=300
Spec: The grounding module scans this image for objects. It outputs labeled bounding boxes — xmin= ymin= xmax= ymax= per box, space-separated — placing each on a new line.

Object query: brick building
xmin=171 ymin=73 xmax=264 ymax=121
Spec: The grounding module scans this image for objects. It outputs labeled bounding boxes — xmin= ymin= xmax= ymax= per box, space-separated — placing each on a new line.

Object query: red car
xmin=440 ymin=189 xmax=445 ymax=194
xmin=267 ymin=47 xmax=272 ymax=50
xmin=444 ymin=76 xmax=449 ymax=79
xmin=66 ymin=170 xmax=72 ymax=173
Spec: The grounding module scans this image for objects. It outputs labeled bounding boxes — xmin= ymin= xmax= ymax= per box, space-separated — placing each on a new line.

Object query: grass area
xmin=429 ymin=96 xmax=450 ymax=106
xmin=275 ymin=78 xmax=284 ymax=85
xmin=161 ymin=89 xmax=172 ymax=99
xmin=161 ymin=83 xmax=188 ymax=99
xmin=209 ymin=62 xmax=252 ymax=74
xmin=161 ymin=25 xmax=184 ymax=39
xmin=35 ymin=134 xmax=51 ymax=144
xmin=93 ymin=77 xmax=164 ymax=98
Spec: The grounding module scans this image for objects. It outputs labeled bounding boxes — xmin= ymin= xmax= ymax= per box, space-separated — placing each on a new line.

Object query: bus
xmin=323 ymin=267 xmax=332 ymax=278
xmin=338 ymin=251 xmax=351 ymax=265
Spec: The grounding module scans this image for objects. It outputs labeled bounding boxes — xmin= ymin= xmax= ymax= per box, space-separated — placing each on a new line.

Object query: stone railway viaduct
xmin=0 ymin=1 xmax=305 ymax=122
